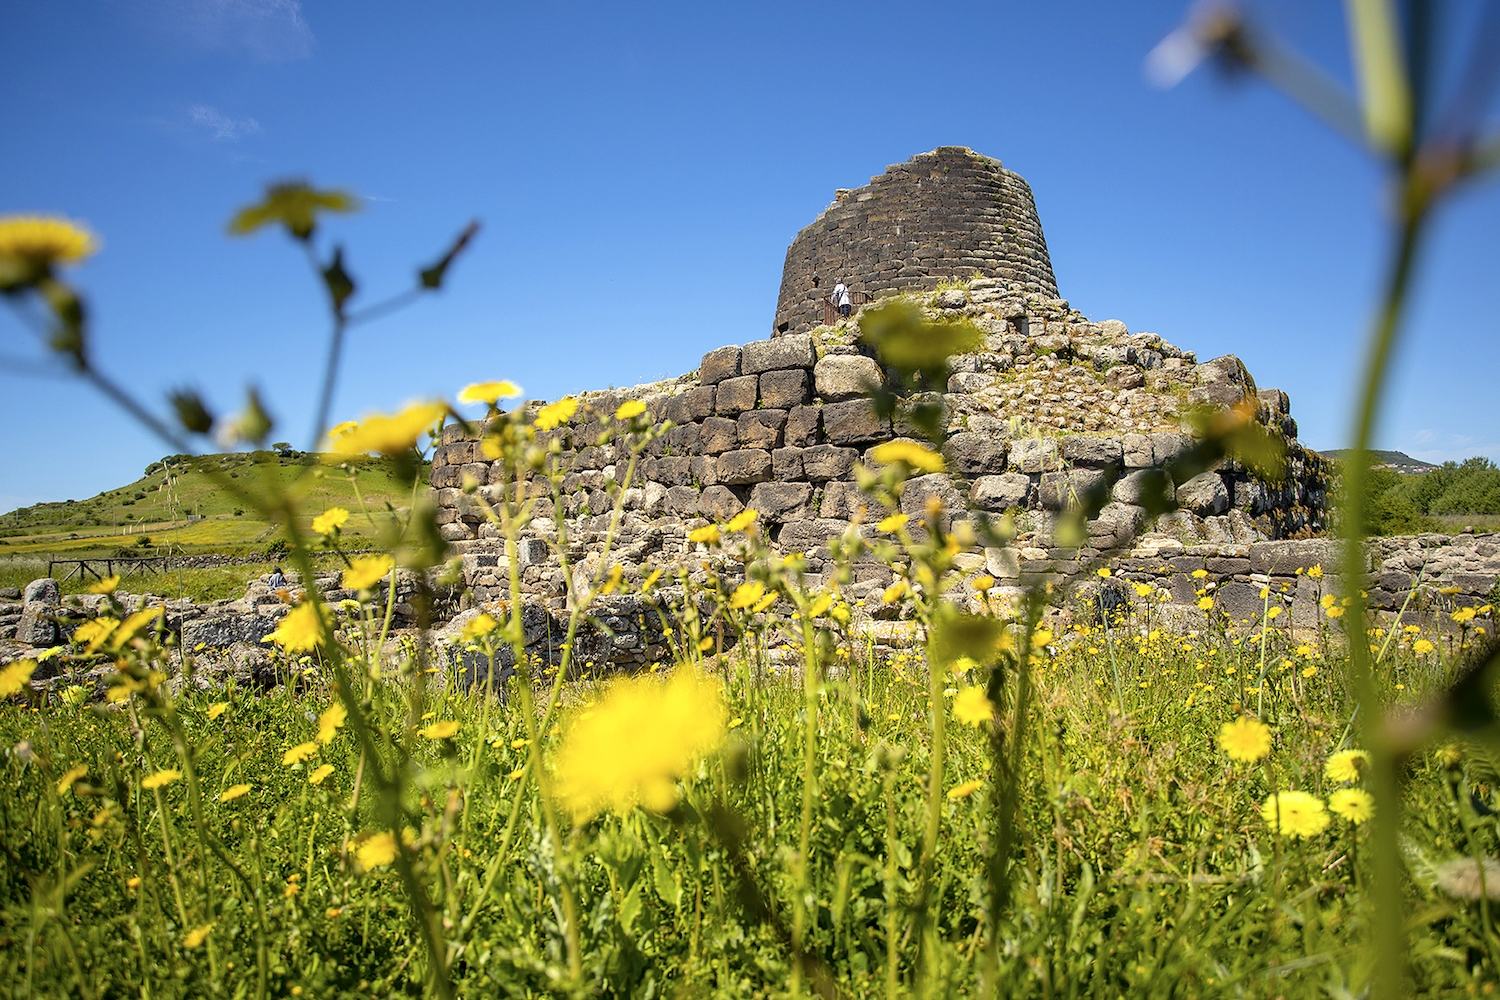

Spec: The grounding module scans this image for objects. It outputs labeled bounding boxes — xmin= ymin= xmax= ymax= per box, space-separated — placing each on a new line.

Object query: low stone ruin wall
xmin=430 ymin=287 xmax=1327 ymax=606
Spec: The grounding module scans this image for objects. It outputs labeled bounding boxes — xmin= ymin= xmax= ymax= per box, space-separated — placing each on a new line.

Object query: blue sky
xmin=3 ymin=1 xmax=1497 ymax=512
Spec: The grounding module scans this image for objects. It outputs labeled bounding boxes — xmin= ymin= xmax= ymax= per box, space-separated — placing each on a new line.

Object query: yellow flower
xmin=1260 ymin=790 xmax=1329 ymax=838
xmin=1328 ymin=787 xmax=1374 ymax=824
xmin=311 ymin=506 xmax=351 ymax=535
xmin=0 ymin=216 xmax=98 ymax=266
xmin=219 ymin=784 xmax=251 ymax=802
xmin=877 ymin=513 xmax=909 ymax=533
xmin=462 ymin=612 xmax=499 ymax=643
xmin=0 ymin=659 xmax=37 ymax=698
xmin=947 ymin=779 xmax=984 ymax=800
xmin=308 ymin=764 xmax=335 ymax=786
xmin=1320 ymin=593 xmax=1336 ymax=609
xmin=1307 ymin=565 xmax=1323 ymax=579
xmin=972 ymin=574 xmax=995 ymax=592
xmin=882 ymin=580 xmax=908 ymax=604
xmin=534 ymin=397 xmax=579 ymax=430
xmin=72 ymin=618 xmax=118 ymax=651
xmin=183 ymin=923 xmax=214 ymax=949
xmin=207 ymin=701 xmax=229 ymax=720
xmin=614 ymin=399 xmax=647 ymax=420
xmin=420 ymin=720 xmax=460 ymax=740
xmin=1436 ymin=743 xmax=1464 ymax=768
xmin=807 ymin=593 xmax=834 ymax=619
xmin=1324 ymin=748 xmax=1371 ymax=783
xmin=112 ymin=607 xmax=164 ymax=651
xmin=1197 ymin=596 xmax=1214 ymax=612
xmin=1191 ymin=568 xmax=1208 ymax=579
xmin=457 ymin=381 xmax=522 ymax=405
xmin=1219 ymin=716 xmax=1272 ymax=763
xmin=751 ymin=592 xmax=779 ymax=614
xmin=869 ymin=440 xmax=945 ymax=474
xmin=553 ymin=668 xmax=727 ymax=821
xmin=1413 ymin=638 xmax=1435 ymax=655
xmin=282 ymin=742 xmax=319 ymax=766
xmin=729 ymin=581 xmax=766 ymax=610
xmin=56 ymin=765 xmax=88 ymax=795
xmin=1326 ymin=606 xmax=1345 ymax=619
xmin=342 ymin=553 xmax=393 ymax=591
xmin=1132 ymin=582 xmax=1154 ymax=598
xmin=953 ymin=687 xmax=995 ymax=725
xmin=86 ymin=575 xmax=121 ymax=594
xmin=141 ymin=770 xmax=181 ymax=790
xmin=688 ymin=524 xmax=721 ymax=545
xmin=317 ymin=701 xmax=347 ymax=744
xmin=268 ymin=603 xmax=330 ymax=653
xmin=355 ymin=831 xmax=399 ymax=869
xmin=327 ymin=401 xmax=446 ymax=456
xmin=1266 ymin=606 xmax=1282 ymax=619
xmin=726 ymin=508 xmax=758 ymax=532
xmin=1453 ymin=606 xmax=1477 ymax=624
xmin=1302 ymin=665 xmax=1318 ymax=678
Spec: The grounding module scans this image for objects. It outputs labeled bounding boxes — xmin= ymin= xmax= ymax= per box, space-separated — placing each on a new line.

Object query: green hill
xmin=1321 ymin=448 xmax=1438 ymax=474
xmin=0 ymin=450 xmax=427 ymax=559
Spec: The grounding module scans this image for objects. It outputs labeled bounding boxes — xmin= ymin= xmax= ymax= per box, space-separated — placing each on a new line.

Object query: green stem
xmin=1339 ymin=185 xmax=1428 ymax=1000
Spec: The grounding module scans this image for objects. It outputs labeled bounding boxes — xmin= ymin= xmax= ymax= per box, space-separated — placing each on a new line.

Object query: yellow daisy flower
xmin=1219 ymin=716 xmax=1271 ymax=763
xmin=457 ymin=381 xmax=522 ymax=405
xmin=342 ymin=554 xmax=393 ymax=591
xmin=1260 ymin=790 xmax=1329 ymax=838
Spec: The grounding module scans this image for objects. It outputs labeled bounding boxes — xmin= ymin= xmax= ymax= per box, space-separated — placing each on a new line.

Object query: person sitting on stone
xmin=831 ymin=279 xmax=852 ymax=318
xmin=267 ymin=565 xmax=287 ymax=590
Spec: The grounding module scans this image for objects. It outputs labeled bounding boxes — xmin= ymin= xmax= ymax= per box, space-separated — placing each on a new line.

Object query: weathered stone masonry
xmin=418 ymin=148 xmax=1496 ymax=667
xmin=773 ymin=147 xmax=1057 ymax=338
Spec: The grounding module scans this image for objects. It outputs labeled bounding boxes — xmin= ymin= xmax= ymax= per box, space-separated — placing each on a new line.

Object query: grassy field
xmin=0 ymin=451 xmax=426 ymax=560
xmin=1 ymin=594 xmax=1495 ymax=998
xmin=0 ymin=554 xmax=279 ymax=603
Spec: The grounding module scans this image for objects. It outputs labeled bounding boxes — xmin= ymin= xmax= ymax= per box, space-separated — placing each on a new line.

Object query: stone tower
xmin=772 ymin=146 xmax=1057 ymax=337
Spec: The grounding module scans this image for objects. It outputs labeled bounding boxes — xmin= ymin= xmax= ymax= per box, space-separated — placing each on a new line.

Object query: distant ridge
xmin=1321 ymin=449 xmax=1439 ymax=474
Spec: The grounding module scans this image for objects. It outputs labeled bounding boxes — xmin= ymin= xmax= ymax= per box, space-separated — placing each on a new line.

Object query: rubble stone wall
xmin=428 ymin=286 xmax=1337 ymax=644
xmin=772 ymin=147 xmax=1058 ymax=338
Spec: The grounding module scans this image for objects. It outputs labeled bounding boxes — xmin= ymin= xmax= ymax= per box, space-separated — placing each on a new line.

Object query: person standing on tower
xmin=831 ymin=279 xmax=852 ymax=319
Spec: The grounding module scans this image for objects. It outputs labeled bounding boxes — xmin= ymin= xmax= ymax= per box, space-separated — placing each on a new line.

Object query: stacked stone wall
xmin=773 ymin=147 xmax=1058 ymax=338
xmin=429 ymin=286 xmax=1342 ymax=639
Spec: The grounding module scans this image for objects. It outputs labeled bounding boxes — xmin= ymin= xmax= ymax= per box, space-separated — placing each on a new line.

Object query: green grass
xmin=0 ymin=451 xmax=426 ymax=559
xmin=2 ymin=615 xmax=1495 ymax=998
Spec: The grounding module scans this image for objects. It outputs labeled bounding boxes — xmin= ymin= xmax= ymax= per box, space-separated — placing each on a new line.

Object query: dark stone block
xmin=801 ymin=444 xmax=858 ymax=482
xmin=786 ymin=405 xmax=822 ymax=446
xmin=748 ymin=482 xmax=813 ymax=522
xmin=665 ymin=485 xmax=700 ymax=516
xmin=743 ymin=335 xmax=815 ymax=374
xmin=697 ymin=485 xmax=744 ymax=521
xmin=700 ymin=345 xmax=741 ymax=385
xmin=942 ymin=432 xmax=1007 ymax=476
xmin=773 ymin=447 xmax=805 ymax=481
xmin=716 ymin=449 xmax=773 ymax=485
xmin=1038 ymin=469 xmax=1108 ymax=511
xmin=716 ymin=375 xmax=759 ymax=416
xmin=653 ymin=456 xmax=693 ymax=488
xmin=759 ymin=368 xmax=810 ymax=409
xmin=699 ymin=417 xmax=739 ymax=455
xmin=681 ymin=385 xmax=715 ymax=421
xmin=1062 ymin=435 xmax=1123 ymax=468
xmin=822 ymin=399 xmax=891 ymax=446
xmin=738 ymin=409 xmax=787 ymax=450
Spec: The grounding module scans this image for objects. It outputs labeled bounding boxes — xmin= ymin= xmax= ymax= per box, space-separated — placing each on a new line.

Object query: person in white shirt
xmin=831 ymin=280 xmax=852 ymax=318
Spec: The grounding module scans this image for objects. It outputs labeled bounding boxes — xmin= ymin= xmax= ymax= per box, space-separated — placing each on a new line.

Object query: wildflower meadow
xmin=4 ymin=5 xmax=1500 ymax=999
